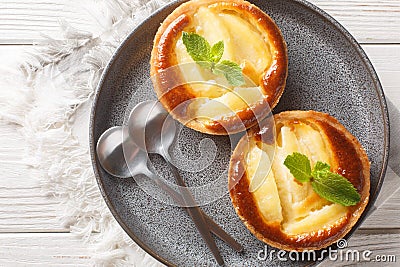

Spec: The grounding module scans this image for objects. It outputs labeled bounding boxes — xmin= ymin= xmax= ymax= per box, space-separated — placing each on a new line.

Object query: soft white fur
xmin=0 ymin=0 xmax=172 ymax=265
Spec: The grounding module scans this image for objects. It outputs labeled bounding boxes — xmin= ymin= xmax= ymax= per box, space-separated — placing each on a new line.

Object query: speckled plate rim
xmin=89 ymin=0 xmax=390 ymax=266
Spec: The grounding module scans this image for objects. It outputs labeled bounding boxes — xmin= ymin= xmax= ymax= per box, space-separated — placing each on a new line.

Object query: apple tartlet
xmin=150 ymin=0 xmax=288 ymax=135
xmin=229 ymin=111 xmax=370 ymax=251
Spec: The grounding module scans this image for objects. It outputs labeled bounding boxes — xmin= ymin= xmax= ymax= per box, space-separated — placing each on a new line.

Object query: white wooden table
xmin=0 ymin=0 xmax=399 ymax=266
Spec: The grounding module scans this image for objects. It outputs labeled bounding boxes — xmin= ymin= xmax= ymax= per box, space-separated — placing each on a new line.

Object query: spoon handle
xmin=147 ymin=171 xmax=243 ymax=252
xmin=165 ymin=160 xmax=224 ymax=266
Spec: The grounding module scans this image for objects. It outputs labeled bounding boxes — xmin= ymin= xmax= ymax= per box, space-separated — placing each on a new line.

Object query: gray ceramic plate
xmin=90 ymin=0 xmax=389 ymax=266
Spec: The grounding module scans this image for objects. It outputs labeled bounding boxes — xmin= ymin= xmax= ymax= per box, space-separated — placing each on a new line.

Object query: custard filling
xmin=245 ymin=121 xmax=349 ymax=235
xmin=174 ymin=6 xmax=273 ymax=121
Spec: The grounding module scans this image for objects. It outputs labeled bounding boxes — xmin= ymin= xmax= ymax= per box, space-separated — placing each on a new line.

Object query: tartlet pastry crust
xmin=229 ymin=110 xmax=370 ymax=251
xmin=150 ymin=0 xmax=288 ymax=135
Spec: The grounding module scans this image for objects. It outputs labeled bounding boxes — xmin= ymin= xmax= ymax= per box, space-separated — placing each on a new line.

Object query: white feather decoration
xmin=0 ymin=0 xmax=173 ymax=265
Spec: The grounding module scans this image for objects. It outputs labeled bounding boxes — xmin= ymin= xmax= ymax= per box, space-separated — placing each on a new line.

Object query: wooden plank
xmin=0 ymin=0 xmax=399 ymax=44
xmin=362 ymin=44 xmax=400 ymax=107
xmin=0 ymin=45 xmax=66 ymax=232
xmin=0 ymin=232 xmax=397 ymax=266
xmin=0 ymin=233 xmax=93 ymax=266
xmin=0 ymin=46 xmax=77 ymax=232
xmin=364 ymin=194 xmax=400 ymax=229
xmin=309 ymin=0 xmax=400 ymax=44
xmin=0 ymin=121 xmax=67 ymax=232
xmin=0 ymin=43 xmax=69 ymax=232
xmin=319 ymin=231 xmax=400 ymax=266
xmin=360 ymin=44 xmax=400 ymax=228
xmin=0 ymin=0 xmax=94 ymax=44
xmin=362 ymin=168 xmax=400 ymax=229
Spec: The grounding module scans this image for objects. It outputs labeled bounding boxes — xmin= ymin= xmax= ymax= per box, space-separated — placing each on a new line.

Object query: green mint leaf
xmin=213 ymin=60 xmax=245 ymax=86
xmin=311 ymin=161 xmax=331 ymax=177
xmin=181 ymin=32 xmax=244 ymax=86
xmin=312 ymin=171 xmax=361 ymax=206
xmin=283 ymin=152 xmax=312 ymax=183
xmin=210 ymin=41 xmax=224 ymax=63
xmin=182 ymin=32 xmax=211 ymax=62
xmin=283 ymin=152 xmax=361 ymax=206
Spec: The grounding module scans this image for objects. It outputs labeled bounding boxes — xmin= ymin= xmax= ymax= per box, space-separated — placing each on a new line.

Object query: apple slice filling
xmin=245 ymin=122 xmax=349 ymax=235
xmin=174 ymin=6 xmax=273 ymax=121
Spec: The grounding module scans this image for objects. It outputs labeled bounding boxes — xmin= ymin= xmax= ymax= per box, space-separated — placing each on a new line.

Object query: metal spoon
xmin=127 ymin=100 xmax=224 ymax=265
xmin=96 ymin=126 xmax=151 ymax=179
xmin=96 ymin=125 xmax=243 ymax=253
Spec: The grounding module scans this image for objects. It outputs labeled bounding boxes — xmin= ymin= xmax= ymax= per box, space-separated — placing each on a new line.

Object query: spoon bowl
xmin=96 ymin=126 xmax=149 ymax=178
xmin=128 ymin=100 xmax=176 ymax=158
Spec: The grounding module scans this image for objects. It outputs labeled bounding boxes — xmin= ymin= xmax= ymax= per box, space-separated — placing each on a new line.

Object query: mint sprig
xmin=283 ymin=152 xmax=361 ymax=206
xmin=181 ymin=32 xmax=245 ymax=86
xmin=282 ymin=152 xmax=312 ymax=182
xmin=312 ymin=171 xmax=361 ymax=207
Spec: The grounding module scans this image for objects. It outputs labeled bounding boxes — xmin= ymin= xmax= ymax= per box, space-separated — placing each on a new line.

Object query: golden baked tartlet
xmin=229 ymin=111 xmax=370 ymax=251
xmin=150 ymin=0 xmax=288 ymax=135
